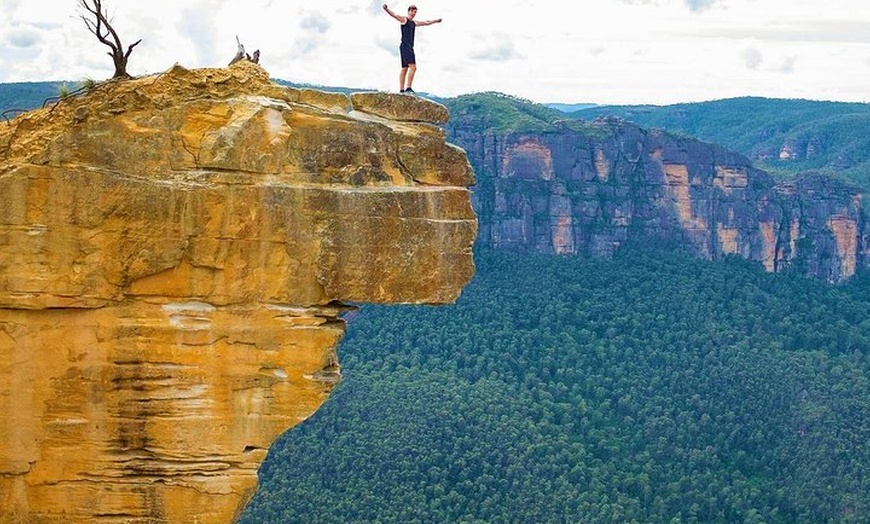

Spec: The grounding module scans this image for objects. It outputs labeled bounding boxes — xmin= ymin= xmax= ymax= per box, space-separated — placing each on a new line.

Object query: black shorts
xmin=400 ymin=45 xmax=416 ymax=68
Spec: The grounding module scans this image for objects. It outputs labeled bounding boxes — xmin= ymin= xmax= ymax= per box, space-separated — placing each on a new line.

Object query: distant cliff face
xmin=0 ymin=62 xmax=476 ymax=523
xmin=447 ymin=116 xmax=866 ymax=282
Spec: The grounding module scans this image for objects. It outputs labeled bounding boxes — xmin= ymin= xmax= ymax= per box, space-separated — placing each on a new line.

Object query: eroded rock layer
xmin=0 ymin=62 xmax=476 ymax=523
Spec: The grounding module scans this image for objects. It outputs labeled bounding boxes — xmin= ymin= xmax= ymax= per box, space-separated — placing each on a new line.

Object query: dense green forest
xmin=240 ymin=249 xmax=870 ymax=523
xmin=571 ymin=97 xmax=870 ymax=191
xmin=440 ymin=91 xmax=565 ymax=133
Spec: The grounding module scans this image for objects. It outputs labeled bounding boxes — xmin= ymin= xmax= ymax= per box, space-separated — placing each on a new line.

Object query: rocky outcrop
xmin=0 ymin=62 xmax=476 ymax=522
xmin=447 ymin=116 xmax=866 ymax=282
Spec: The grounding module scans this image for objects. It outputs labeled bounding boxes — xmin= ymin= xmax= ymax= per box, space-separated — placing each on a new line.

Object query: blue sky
xmin=2 ymin=0 xmax=869 ymax=105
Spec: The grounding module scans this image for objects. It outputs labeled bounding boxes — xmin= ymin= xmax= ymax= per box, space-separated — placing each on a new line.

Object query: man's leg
xmin=399 ymin=67 xmax=408 ymax=92
xmin=405 ymin=64 xmax=417 ymax=91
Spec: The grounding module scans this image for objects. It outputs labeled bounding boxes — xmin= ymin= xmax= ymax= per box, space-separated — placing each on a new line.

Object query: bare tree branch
xmin=229 ymin=35 xmax=245 ymax=66
xmin=78 ymin=0 xmax=141 ymax=79
xmin=228 ymin=36 xmax=261 ymax=66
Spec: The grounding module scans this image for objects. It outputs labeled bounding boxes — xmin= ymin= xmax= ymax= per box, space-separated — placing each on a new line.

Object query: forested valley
xmin=241 ymin=248 xmax=870 ymax=523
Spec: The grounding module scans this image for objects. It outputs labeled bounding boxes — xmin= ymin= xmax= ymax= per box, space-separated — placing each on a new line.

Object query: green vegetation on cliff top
xmin=438 ymin=91 xmax=564 ymax=132
xmin=441 ymin=92 xmax=870 ymax=194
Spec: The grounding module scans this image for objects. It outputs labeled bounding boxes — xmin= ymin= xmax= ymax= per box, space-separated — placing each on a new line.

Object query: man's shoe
xmin=404 ymin=87 xmax=415 ymax=94
xmin=400 ymin=89 xmax=406 ymax=93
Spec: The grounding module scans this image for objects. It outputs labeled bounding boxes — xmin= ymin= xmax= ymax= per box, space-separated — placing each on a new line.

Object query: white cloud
xmin=292 ymin=37 xmax=323 ymax=56
xmin=741 ymin=47 xmax=763 ymax=70
xmin=691 ymin=20 xmax=870 ymax=44
xmin=779 ymin=56 xmax=797 ymax=74
xmin=366 ymin=1 xmax=383 ymax=16
xmin=6 ymin=26 xmax=41 ymax=48
xmin=469 ymin=34 xmax=521 ymax=62
xmin=300 ymin=12 xmax=331 ymax=34
xmin=178 ymin=2 xmax=221 ymax=67
xmin=618 ymin=0 xmax=723 ymax=12
xmin=375 ymin=35 xmax=396 ymax=54
xmin=1 ymin=0 xmax=868 ymax=105
xmin=684 ymin=0 xmax=721 ymax=12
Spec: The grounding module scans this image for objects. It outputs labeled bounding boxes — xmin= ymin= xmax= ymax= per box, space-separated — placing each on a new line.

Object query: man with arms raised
xmin=382 ymin=4 xmax=443 ymax=93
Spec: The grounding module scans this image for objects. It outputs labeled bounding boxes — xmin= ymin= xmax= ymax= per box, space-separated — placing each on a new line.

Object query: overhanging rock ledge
xmin=0 ymin=61 xmax=477 ymax=523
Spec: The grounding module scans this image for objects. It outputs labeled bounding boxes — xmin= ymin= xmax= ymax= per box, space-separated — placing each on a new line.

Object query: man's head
xmin=407 ymin=5 xmax=417 ymax=18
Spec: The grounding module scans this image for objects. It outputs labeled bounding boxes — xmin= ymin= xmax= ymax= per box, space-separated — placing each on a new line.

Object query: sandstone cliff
xmin=446 ymin=115 xmax=866 ymax=282
xmin=0 ymin=62 xmax=476 ymax=523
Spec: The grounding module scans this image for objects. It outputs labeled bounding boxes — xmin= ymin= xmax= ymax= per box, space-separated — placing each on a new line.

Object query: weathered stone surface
xmin=297 ymin=88 xmax=351 ymax=113
xmin=398 ymin=127 xmax=475 ymax=187
xmin=0 ymin=61 xmax=476 ymax=523
xmin=1 ymin=302 xmax=344 ymax=523
xmin=351 ymin=91 xmax=450 ymax=124
xmin=0 ymin=166 xmax=474 ymax=308
xmin=447 ymin=115 xmax=866 ymax=282
xmin=771 ymin=174 xmax=866 ymax=280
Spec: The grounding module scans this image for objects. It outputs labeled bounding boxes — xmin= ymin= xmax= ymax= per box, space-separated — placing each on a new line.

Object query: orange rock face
xmin=0 ymin=62 xmax=476 ymax=523
xmin=828 ymin=215 xmax=859 ymax=278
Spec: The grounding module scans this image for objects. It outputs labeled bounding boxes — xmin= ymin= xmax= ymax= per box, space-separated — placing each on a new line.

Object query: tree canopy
xmin=241 ymin=249 xmax=870 ymax=523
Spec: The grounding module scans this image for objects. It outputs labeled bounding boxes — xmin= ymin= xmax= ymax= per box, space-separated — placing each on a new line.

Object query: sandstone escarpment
xmin=448 ymin=116 xmax=866 ymax=282
xmin=0 ymin=62 xmax=476 ymax=523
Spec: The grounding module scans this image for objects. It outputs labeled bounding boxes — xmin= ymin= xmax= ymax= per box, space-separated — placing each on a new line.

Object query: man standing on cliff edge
xmin=382 ymin=4 xmax=442 ymax=94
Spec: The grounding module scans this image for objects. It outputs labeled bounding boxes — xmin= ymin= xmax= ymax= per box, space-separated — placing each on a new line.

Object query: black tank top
xmin=401 ymin=20 xmax=416 ymax=47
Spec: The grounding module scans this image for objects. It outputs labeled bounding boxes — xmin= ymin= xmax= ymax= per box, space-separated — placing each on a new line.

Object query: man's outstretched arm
xmin=382 ymin=4 xmax=406 ymax=23
xmin=415 ymin=17 xmax=443 ymax=27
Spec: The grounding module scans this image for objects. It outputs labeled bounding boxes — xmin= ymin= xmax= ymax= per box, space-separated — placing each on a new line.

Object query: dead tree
xmin=78 ymin=0 xmax=142 ymax=79
xmin=229 ymin=36 xmax=260 ymax=66
xmin=229 ymin=36 xmax=246 ymax=66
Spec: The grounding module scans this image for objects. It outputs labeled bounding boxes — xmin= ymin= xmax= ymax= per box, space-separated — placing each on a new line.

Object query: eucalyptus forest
xmin=241 ymin=248 xmax=870 ymax=523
